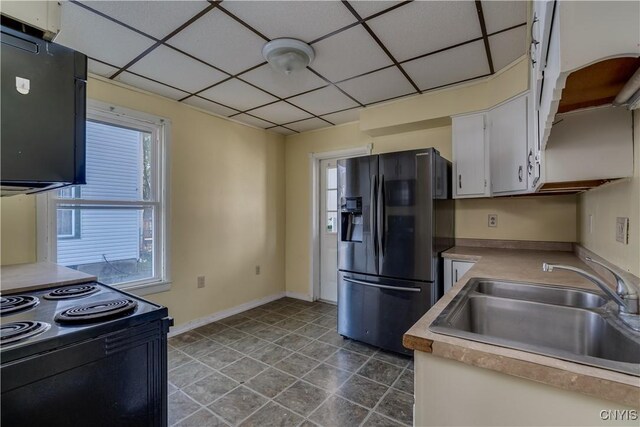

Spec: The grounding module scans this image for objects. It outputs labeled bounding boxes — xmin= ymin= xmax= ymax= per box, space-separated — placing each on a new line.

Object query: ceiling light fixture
xmin=262 ymin=38 xmax=315 ymax=75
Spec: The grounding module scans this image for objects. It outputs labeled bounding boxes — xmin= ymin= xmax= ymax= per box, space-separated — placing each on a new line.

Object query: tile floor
xmin=168 ymin=297 xmax=414 ymax=426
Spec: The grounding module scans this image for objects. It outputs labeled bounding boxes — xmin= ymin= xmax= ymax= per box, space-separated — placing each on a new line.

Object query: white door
xmin=319 ymin=159 xmax=338 ymax=302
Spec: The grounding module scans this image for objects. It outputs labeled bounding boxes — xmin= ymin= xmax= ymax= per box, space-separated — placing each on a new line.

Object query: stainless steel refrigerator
xmin=337 ymin=148 xmax=454 ymax=354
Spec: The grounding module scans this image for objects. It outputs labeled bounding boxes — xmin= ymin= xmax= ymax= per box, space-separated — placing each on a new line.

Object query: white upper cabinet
xmin=452 ymin=113 xmax=489 ymax=198
xmin=489 ymin=94 xmax=529 ymax=194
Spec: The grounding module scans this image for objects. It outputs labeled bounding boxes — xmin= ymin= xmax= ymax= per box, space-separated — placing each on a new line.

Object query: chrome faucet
xmin=542 ymin=260 xmax=639 ymax=315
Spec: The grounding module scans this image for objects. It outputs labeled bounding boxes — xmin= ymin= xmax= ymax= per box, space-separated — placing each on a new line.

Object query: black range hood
xmin=1 ymin=21 xmax=87 ymax=196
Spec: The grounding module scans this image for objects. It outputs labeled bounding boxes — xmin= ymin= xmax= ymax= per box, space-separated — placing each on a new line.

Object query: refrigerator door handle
xmin=370 ymin=174 xmax=378 ymax=263
xmin=377 ymin=175 xmax=385 ymax=258
xmin=343 ymin=277 xmax=422 ymax=293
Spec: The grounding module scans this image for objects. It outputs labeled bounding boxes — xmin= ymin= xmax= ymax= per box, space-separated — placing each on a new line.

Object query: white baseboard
xmin=285 ymin=291 xmax=314 ymax=302
xmin=168 ymin=292 xmax=285 ymax=337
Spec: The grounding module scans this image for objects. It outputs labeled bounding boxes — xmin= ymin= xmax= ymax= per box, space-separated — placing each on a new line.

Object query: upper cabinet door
xmin=489 ymin=94 xmax=529 ymax=194
xmin=452 ymin=113 xmax=489 ymax=198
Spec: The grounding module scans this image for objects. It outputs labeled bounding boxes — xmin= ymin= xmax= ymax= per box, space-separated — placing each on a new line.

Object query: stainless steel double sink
xmin=430 ymin=279 xmax=640 ymax=376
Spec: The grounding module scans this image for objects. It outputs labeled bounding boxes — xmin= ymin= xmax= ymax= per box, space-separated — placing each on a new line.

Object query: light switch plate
xmin=616 ymin=217 xmax=629 ymax=244
xmin=488 ymin=214 xmax=498 ymax=228
xmin=197 ymin=276 xmax=205 ymax=288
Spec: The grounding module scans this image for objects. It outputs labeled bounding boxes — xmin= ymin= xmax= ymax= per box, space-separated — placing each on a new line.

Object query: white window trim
xmin=37 ymin=100 xmax=172 ymax=295
xmin=308 ymin=144 xmax=372 ymax=301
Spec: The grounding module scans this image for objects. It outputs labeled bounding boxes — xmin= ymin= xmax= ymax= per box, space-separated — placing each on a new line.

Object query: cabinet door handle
xmin=458 ymin=174 xmax=462 ymax=189
xmin=454 ymin=268 xmax=458 ymax=283
xmin=518 ymin=166 xmax=524 ymax=182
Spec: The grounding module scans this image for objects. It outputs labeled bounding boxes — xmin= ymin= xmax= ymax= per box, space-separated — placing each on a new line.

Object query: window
xmin=39 ymin=101 xmax=170 ymax=292
xmin=326 ymin=165 xmax=337 ymax=233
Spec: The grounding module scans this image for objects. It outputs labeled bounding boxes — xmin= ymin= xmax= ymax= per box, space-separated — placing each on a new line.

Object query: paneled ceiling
xmin=54 ymin=0 xmax=527 ymax=134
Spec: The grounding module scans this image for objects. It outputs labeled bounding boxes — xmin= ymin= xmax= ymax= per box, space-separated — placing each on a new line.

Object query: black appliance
xmin=1 ymin=23 xmax=87 ymax=196
xmin=0 ymin=282 xmax=171 ymax=426
xmin=337 ymin=148 xmax=454 ymax=354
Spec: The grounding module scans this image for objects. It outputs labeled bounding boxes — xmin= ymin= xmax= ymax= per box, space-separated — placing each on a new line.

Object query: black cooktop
xmin=0 ymin=282 xmax=167 ymax=363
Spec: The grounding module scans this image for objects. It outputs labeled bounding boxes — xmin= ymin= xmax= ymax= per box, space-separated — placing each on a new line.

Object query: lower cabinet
xmin=443 ymin=259 xmax=475 ymax=294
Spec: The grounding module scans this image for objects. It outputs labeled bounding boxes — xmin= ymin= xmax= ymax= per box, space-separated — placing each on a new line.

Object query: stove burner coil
xmin=0 ymin=295 xmax=39 ymax=315
xmin=55 ymin=299 xmax=138 ymax=324
xmin=43 ymin=284 xmax=99 ymax=300
xmin=0 ymin=321 xmax=50 ymax=344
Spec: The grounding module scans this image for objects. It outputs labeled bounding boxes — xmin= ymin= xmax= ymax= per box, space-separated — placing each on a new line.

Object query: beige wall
xmin=284 ymin=59 xmax=578 ymax=297
xmin=578 ymin=112 xmax=640 ymax=276
xmin=0 ymin=77 xmax=286 ymax=327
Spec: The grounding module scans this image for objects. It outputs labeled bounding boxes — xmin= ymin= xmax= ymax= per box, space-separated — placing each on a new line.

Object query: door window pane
xmin=327 ymin=189 xmax=337 ymax=211
xmin=327 ymin=166 xmax=337 ymax=189
xmin=327 ymin=212 xmax=337 ymax=233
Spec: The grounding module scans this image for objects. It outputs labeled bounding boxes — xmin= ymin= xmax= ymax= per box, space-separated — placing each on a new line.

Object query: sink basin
xmin=430 ymin=278 xmax=640 ymax=376
xmin=475 ymin=280 xmax=607 ymax=308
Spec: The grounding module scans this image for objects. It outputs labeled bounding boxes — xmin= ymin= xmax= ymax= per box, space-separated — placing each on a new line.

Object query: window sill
xmin=119 ymin=280 xmax=172 ymax=297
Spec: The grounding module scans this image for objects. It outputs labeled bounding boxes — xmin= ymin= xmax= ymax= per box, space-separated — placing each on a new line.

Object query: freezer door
xmin=378 ymin=149 xmax=434 ymax=281
xmin=337 ymin=272 xmax=436 ymax=354
xmin=337 ymin=155 xmax=378 ymax=275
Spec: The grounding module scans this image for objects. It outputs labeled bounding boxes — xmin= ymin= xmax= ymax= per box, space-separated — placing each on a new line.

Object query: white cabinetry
xmin=489 ymin=94 xmax=529 ymax=194
xmin=443 ymin=259 xmax=475 ymax=294
xmin=452 ymin=113 xmax=489 ymax=198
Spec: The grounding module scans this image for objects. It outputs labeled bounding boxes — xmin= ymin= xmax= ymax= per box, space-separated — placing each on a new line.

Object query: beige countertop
xmin=0 ymin=262 xmax=96 ymax=294
xmin=404 ymin=246 xmax=640 ymax=407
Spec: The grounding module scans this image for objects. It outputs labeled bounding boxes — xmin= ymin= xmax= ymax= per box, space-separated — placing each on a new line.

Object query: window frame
xmin=37 ymin=100 xmax=171 ymax=295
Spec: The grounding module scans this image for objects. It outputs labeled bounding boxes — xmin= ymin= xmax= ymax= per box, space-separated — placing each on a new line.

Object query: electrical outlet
xmin=255 ymin=265 xmax=261 ymax=275
xmin=616 ymin=217 xmax=629 ymax=244
xmin=197 ymin=276 xmax=205 ymax=288
xmin=488 ymin=214 xmax=498 ymax=228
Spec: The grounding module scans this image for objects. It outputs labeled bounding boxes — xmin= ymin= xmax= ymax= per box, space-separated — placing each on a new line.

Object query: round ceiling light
xmin=262 ymin=38 xmax=315 ymax=75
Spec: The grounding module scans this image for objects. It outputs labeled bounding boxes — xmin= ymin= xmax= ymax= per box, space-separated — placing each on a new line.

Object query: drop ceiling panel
xmin=240 ymin=64 xmax=328 ymax=98
xmin=481 ymin=0 xmax=527 ymax=34
xmin=403 ymin=40 xmax=489 ymax=91
xmin=349 ymin=1 xmax=404 ymax=19
xmin=288 ymin=86 xmax=359 ymax=116
xmin=88 ymin=59 xmax=119 ymax=77
xmin=76 ymin=0 xmax=211 ymax=39
xmin=183 ymin=96 xmax=239 ymax=117
xmin=271 ymin=127 xmax=297 ymax=135
xmin=56 ymin=2 xmax=156 ymax=67
xmin=168 ymin=9 xmax=266 ymax=74
xmin=115 ymin=72 xmax=189 ymax=100
xmin=321 ymin=108 xmax=361 ymax=125
xmin=489 ymin=26 xmax=527 ymax=71
xmin=250 ymin=102 xmax=312 ymax=124
xmin=221 ymin=1 xmax=357 ymax=42
xmin=128 ymin=45 xmax=227 ymax=93
xmin=337 ymin=67 xmax=415 ymax=105
xmin=286 ymin=118 xmax=331 ymax=133
xmin=234 ymin=114 xmax=275 ymax=128
xmin=311 ymin=25 xmax=393 ymax=82
xmin=367 ymin=1 xmax=482 ymax=62
xmin=198 ymin=79 xmax=278 ymax=111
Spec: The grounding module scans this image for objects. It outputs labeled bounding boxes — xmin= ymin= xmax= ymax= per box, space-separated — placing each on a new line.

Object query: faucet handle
xmin=585 ymin=257 xmax=633 ymax=297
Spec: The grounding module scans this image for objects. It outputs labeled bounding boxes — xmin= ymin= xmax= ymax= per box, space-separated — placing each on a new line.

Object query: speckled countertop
xmin=403 ymin=247 xmax=640 ymax=407
xmin=1 ymin=262 xmax=96 ymax=294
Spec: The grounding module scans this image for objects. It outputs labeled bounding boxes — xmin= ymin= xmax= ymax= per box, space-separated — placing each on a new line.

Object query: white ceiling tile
xmin=182 ymin=96 xmax=239 ymax=117
xmin=337 ymin=67 xmax=415 ymax=105
xmin=311 ymin=25 xmax=393 ymax=82
xmin=221 ymin=1 xmax=357 ymax=42
xmin=288 ymin=86 xmax=359 ymax=116
xmin=286 ymin=118 xmax=331 ymax=133
xmin=350 ymin=1 xmax=404 ymax=19
xmin=168 ymin=9 xmax=266 ymax=74
xmin=87 ymin=59 xmax=118 ymax=77
xmin=481 ymin=0 xmax=528 ymax=34
xmin=233 ymin=114 xmax=275 ymax=129
xmin=271 ymin=127 xmax=297 ymax=136
xmin=321 ymin=108 xmax=361 ymax=125
xmin=489 ymin=25 xmax=527 ymax=71
xmin=240 ymin=64 xmax=327 ymax=99
xmin=77 ymin=1 xmax=211 ymax=39
xmin=250 ymin=102 xmax=312 ymax=125
xmin=128 ymin=45 xmax=227 ymax=93
xmin=115 ymin=72 xmax=189 ymax=100
xmin=403 ymin=40 xmax=489 ymax=91
xmin=198 ymin=79 xmax=278 ymax=111
xmin=56 ymin=2 xmax=156 ymax=67
xmin=367 ymin=1 xmax=482 ymax=61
